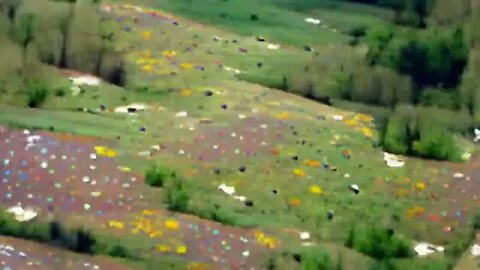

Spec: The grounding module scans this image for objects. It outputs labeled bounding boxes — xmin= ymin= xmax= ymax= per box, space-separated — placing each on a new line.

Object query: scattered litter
xmin=384 ymin=152 xmax=405 ymax=168
xmin=267 ymin=43 xmax=280 ymax=50
xmin=305 ymin=18 xmax=321 ymax=25
xmin=114 ymin=103 xmax=150 ymax=114
xmin=299 ymin=232 xmax=310 ymax=240
xmin=453 ymin=173 xmax=464 ymax=179
xmin=474 ymin=128 xmax=480 ymax=142
xmin=471 ymin=244 xmax=480 ymax=256
xmin=175 ymin=111 xmax=188 ymax=117
xmin=218 ymin=183 xmax=235 ymax=196
xmin=332 ymin=115 xmax=343 ymax=121
xmin=414 ymin=242 xmax=444 ymax=257
xmin=349 ymin=184 xmax=360 ymax=195
xmin=6 ymin=205 xmax=38 ymax=222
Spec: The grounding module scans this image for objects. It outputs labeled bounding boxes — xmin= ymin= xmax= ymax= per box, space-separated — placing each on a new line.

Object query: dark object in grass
xmin=172 ymin=21 xmax=178 ymax=25
xmin=239 ymin=48 xmax=248 ymax=53
xmin=358 ymin=164 xmax=363 ymax=168
xmin=239 ymin=166 xmax=246 ymax=173
xmin=48 ymin=126 xmax=55 ymax=132
xmin=292 ymin=253 xmax=302 ymax=263
xmin=250 ymin=14 xmax=259 ymax=21
xmin=304 ymin=45 xmax=313 ymax=52
xmin=232 ymin=39 xmax=238 ymax=43
xmin=116 ymin=136 xmax=121 ymax=140
xmin=204 ymin=90 xmax=214 ymax=96
xmin=214 ymin=168 xmax=221 ymax=174
xmin=139 ymin=127 xmax=146 ymax=132
xmin=292 ymin=156 xmax=299 ymax=161
xmin=221 ymin=104 xmax=228 ymax=109
xmin=99 ymin=105 xmax=106 ymax=111
xmin=272 ymin=189 xmax=278 ymax=194
xmin=245 ymin=200 xmax=254 ymax=207
xmin=257 ymin=62 xmax=263 ymax=68
xmin=219 ymin=12 xmax=228 ymax=18
xmin=327 ymin=210 xmax=334 ymax=220
xmin=256 ymin=36 xmax=265 ymax=42
xmin=127 ymin=107 xmax=137 ymax=113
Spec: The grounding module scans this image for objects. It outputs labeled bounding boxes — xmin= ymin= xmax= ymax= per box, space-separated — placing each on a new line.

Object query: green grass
xmin=0 ymin=1 xmax=477 ymax=269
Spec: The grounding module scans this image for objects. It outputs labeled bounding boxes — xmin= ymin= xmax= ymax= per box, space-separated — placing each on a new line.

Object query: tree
xmin=15 ymin=11 xmax=36 ymax=76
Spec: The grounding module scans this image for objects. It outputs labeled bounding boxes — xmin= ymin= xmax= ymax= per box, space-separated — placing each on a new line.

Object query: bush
xmin=26 ymin=83 xmax=48 ymax=108
xmin=348 ymin=25 xmax=367 ymax=38
xmin=356 ymin=227 xmax=413 ymax=260
xmin=145 ymin=165 xmax=174 ymax=188
xmin=164 ymin=177 xmax=190 ymax=212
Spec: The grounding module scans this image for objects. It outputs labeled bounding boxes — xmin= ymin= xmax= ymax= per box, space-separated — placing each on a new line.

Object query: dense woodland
xmin=271 ymin=0 xmax=480 ymax=161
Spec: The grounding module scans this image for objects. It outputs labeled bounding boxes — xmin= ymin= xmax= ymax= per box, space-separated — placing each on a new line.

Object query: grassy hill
xmin=0 ymin=0 xmax=479 ymax=269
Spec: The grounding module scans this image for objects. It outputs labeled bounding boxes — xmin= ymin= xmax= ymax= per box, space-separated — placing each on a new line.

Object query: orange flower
xmin=305 ymin=159 xmax=320 ymax=168
xmin=271 ymin=148 xmax=280 ymax=156
xmin=290 ymin=198 xmax=301 ymax=206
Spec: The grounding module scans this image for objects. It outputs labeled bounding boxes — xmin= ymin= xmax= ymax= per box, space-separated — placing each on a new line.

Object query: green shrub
xmin=164 ymin=177 xmax=190 ymax=212
xmin=26 ymin=83 xmax=48 ymax=108
xmin=356 ymin=227 xmax=413 ymax=260
xmin=145 ymin=165 xmax=175 ymax=188
xmin=348 ymin=25 xmax=367 ymax=38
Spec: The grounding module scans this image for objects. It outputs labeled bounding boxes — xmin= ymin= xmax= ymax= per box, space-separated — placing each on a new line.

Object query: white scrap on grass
xmin=175 ymin=111 xmax=187 ymax=118
xmin=224 ymin=66 xmax=242 ymax=74
xmin=218 ymin=183 xmax=235 ymax=196
xmin=233 ymin=195 xmax=247 ymax=202
xmin=471 ymin=244 xmax=480 ymax=256
xmin=332 ymin=115 xmax=343 ymax=121
xmin=414 ymin=242 xmax=444 ymax=257
xmin=68 ymin=75 xmax=101 ymax=96
xmin=6 ymin=205 xmax=38 ymax=222
xmin=305 ymin=17 xmax=321 ymax=25
xmin=267 ymin=43 xmax=280 ymax=50
xmin=474 ymin=128 xmax=480 ymax=142
xmin=299 ymin=232 xmax=311 ymax=240
xmin=453 ymin=172 xmax=464 ymax=179
xmin=384 ymin=152 xmax=405 ymax=168
xmin=114 ymin=103 xmax=150 ymax=114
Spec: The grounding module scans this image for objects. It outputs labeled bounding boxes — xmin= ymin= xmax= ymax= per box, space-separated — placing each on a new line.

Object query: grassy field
xmin=0 ymin=0 xmax=479 ymax=269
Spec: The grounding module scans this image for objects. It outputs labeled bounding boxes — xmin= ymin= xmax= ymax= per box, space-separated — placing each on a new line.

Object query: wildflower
xmin=414 ymin=182 xmax=426 ymax=191
xmin=309 ymin=185 xmax=323 ymax=195
xmin=290 ymin=198 xmax=301 ymax=206
xmin=305 ymin=159 xmax=320 ymax=168
xmin=293 ymin=168 xmax=305 ymax=177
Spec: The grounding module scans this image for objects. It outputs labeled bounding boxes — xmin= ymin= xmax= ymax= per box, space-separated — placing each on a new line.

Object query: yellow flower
xmin=414 ymin=182 xmax=426 ymax=191
xmin=149 ymin=230 xmax=163 ymax=238
xmin=157 ymin=245 xmax=172 ymax=252
xmin=118 ymin=166 xmax=131 ymax=172
xmin=136 ymin=58 xmax=146 ymax=65
xmin=176 ymin=245 xmax=187 ymax=254
xmin=293 ymin=168 xmax=305 ymax=177
xmin=143 ymin=30 xmax=152 ymax=39
xmin=406 ymin=206 xmax=425 ymax=218
xmin=344 ymin=118 xmax=357 ymax=126
xmin=180 ymin=63 xmax=193 ymax=70
xmin=142 ymin=209 xmax=154 ymax=216
xmin=162 ymin=50 xmax=176 ymax=58
xmin=309 ymin=185 xmax=323 ymax=195
xmin=180 ymin=89 xmax=192 ymax=96
xmin=362 ymin=127 xmax=373 ymax=138
xmin=143 ymin=65 xmax=153 ymax=72
xmin=107 ymin=220 xmax=124 ymax=229
xmin=277 ymin=112 xmax=289 ymax=120
xmin=165 ymin=220 xmax=180 ymax=230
